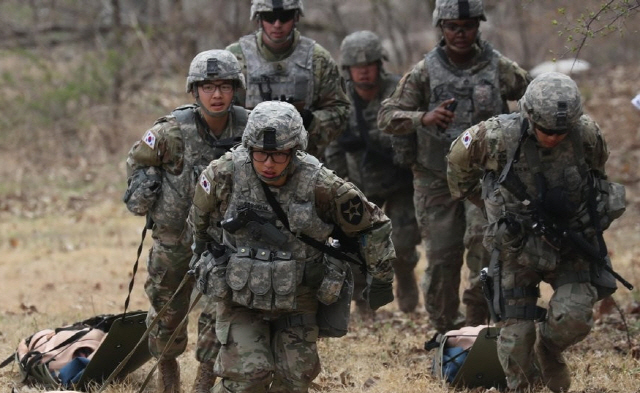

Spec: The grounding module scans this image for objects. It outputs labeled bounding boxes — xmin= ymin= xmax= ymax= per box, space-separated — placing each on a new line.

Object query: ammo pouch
xmin=317 ymin=256 xmax=354 ymax=338
xmin=593 ymin=177 xmax=626 ymax=230
xmin=226 ymin=246 xmax=302 ymax=311
xmin=198 ymin=248 xmax=232 ymax=302
xmin=516 ymin=234 xmax=560 ymax=271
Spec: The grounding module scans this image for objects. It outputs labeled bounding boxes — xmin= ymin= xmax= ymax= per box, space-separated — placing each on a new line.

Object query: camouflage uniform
xmin=189 ymin=101 xmax=395 ymax=393
xmin=325 ymin=31 xmax=420 ymax=313
xmin=447 ymin=72 xmax=622 ymax=392
xmin=226 ymin=9 xmax=349 ymax=158
xmin=124 ymin=50 xmax=248 ymax=392
xmin=378 ymin=33 xmax=530 ymax=331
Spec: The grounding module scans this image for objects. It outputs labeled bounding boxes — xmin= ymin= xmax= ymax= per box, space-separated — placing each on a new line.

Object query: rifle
xmin=525 ymin=208 xmax=633 ymax=290
xmin=221 ymin=207 xmax=288 ymax=247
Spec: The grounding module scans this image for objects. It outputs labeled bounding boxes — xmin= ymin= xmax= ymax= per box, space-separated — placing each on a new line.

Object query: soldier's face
xmin=197 ymin=81 xmax=234 ymax=113
xmin=441 ymin=19 xmax=479 ymax=55
xmin=534 ymin=127 xmax=568 ymax=148
xmin=349 ymin=62 xmax=379 ymax=90
xmin=260 ymin=11 xmax=297 ymax=48
xmin=251 ymin=148 xmax=293 ymax=186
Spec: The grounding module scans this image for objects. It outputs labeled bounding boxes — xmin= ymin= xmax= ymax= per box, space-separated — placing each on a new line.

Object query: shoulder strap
xmin=497 ymin=118 xmax=534 ymax=204
xmin=258 ymin=181 xmax=363 ymax=266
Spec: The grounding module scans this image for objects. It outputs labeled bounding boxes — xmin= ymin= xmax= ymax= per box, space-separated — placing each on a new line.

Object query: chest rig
xmin=239 ymin=34 xmax=315 ymax=109
xmin=342 ymin=74 xmax=411 ymax=197
xmin=222 ymin=148 xmax=334 ymax=311
xmin=419 ymin=44 xmax=502 ymax=172
xmin=495 ymin=119 xmax=590 ymax=228
xmin=151 ymin=105 xmax=247 ymax=232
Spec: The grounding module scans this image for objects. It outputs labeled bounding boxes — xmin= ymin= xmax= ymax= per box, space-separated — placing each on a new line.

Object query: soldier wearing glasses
xmin=123 ymin=49 xmax=249 ymax=393
xmin=378 ymin=0 xmax=531 ymax=333
xmin=225 ymin=0 xmax=349 ymax=159
xmin=189 ymin=101 xmax=396 ymax=393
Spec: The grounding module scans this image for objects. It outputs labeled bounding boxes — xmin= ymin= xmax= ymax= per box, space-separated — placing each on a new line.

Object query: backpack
xmin=426 ymin=325 xmax=506 ymax=389
xmin=1 ymin=311 xmax=150 ymax=391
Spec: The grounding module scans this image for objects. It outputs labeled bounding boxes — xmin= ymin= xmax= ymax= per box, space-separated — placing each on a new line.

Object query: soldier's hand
xmin=363 ymin=277 xmax=394 ymax=310
xmin=421 ymin=98 xmax=456 ymax=129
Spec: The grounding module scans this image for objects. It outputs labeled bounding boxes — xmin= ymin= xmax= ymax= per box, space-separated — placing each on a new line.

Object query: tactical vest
xmin=419 ymin=44 xmax=502 ymax=172
xmin=343 ymin=74 xmax=412 ymax=197
xmin=483 ymin=116 xmax=592 ymax=271
xmin=222 ymin=148 xmax=334 ymax=311
xmin=239 ymin=34 xmax=315 ymax=109
xmin=150 ymin=105 xmax=248 ymax=241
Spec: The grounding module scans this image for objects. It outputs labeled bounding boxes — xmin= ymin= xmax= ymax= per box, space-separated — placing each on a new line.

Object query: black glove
xmin=363 ymin=276 xmax=394 ymax=310
xmin=300 ymin=109 xmax=314 ymax=129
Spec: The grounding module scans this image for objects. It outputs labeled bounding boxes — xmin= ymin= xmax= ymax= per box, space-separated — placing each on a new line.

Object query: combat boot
xmin=392 ymin=261 xmax=419 ymax=313
xmin=193 ymin=361 xmax=216 ymax=393
xmin=535 ymin=338 xmax=571 ymax=392
xmin=158 ymin=358 xmax=180 ymax=393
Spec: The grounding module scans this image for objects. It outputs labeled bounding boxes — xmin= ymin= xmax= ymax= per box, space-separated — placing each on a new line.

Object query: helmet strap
xmin=196 ymin=96 xmax=230 ymax=118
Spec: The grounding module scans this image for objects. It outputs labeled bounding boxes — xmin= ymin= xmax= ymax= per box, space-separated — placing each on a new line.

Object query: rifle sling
xmin=259 ymin=181 xmax=363 ymax=266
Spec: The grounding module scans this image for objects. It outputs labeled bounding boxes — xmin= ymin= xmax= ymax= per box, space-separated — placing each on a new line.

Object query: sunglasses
xmin=260 ymin=9 xmax=297 ymax=24
xmin=535 ymin=124 xmax=569 ymax=136
xmin=441 ymin=21 xmax=479 ymax=34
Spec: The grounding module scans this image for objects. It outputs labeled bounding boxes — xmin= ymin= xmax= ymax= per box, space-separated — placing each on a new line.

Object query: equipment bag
xmin=1 ymin=311 xmax=150 ymax=391
xmin=425 ymin=325 xmax=506 ymax=389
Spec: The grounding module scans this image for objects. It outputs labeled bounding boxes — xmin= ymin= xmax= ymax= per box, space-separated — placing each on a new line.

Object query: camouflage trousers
xmin=196 ymin=298 xmax=219 ymax=363
xmin=352 ymin=187 xmax=421 ymax=311
xmin=412 ymin=168 xmax=490 ymax=332
xmin=144 ymin=239 xmax=194 ymax=359
xmin=497 ymin=256 xmax=597 ymax=390
xmin=213 ymin=290 xmax=321 ymax=393
xmin=145 ymin=226 xmax=222 ymax=363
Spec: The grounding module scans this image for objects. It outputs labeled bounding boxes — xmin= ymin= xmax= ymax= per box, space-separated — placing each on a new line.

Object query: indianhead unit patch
xmin=340 ymin=196 xmax=364 ymax=226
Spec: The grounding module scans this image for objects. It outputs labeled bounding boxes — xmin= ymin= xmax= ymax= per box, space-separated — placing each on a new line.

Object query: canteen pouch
xmin=316 ymin=254 xmax=347 ymax=305
xmin=317 ymin=262 xmax=353 ymax=338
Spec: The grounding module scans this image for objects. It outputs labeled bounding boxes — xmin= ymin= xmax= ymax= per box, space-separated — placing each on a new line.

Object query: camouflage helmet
xmin=186 ymin=49 xmax=245 ymax=94
xmin=340 ymin=30 xmax=388 ymax=67
xmin=520 ymin=72 xmax=583 ymax=132
xmin=250 ymin=0 xmax=304 ymax=20
xmin=242 ymin=101 xmax=308 ymax=151
xmin=432 ymin=0 xmax=487 ymax=27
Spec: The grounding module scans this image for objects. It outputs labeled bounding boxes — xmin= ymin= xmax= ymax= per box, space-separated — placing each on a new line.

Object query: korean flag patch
xmin=199 ymin=174 xmax=211 ymax=195
xmin=143 ymin=130 xmax=156 ymax=149
xmin=461 ymin=130 xmax=473 ymax=149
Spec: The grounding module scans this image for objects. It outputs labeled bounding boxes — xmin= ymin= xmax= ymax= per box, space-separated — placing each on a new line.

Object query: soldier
xmin=188 ymin=101 xmax=396 ymax=393
xmin=324 ymin=31 xmax=420 ymax=314
xmin=447 ymin=72 xmax=625 ymax=392
xmin=225 ymin=0 xmax=350 ymax=158
xmin=123 ymin=49 xmax=249 ymax=393
xmin=377 ymin=0 xmax=531 ymax=332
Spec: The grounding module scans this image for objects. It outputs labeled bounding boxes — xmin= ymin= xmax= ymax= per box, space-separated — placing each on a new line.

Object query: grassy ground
xmin=0 ymin=190 xmax=638 ymax=393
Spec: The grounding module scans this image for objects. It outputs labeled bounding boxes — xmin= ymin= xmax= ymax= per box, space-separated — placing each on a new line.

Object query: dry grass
xmin=0 ymin=192 xmax=638 ymax=393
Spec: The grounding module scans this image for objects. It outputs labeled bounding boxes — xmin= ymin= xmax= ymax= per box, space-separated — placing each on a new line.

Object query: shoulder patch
xmin=143 ymin=130 xmax=156 ymax=149
xmin=199 ymin=173 xmax=211 ymax=195
xmin=335 ymin=183 xmax=372 ymax=231
xmin=461 ymin=130 xmax=473 ymax=149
